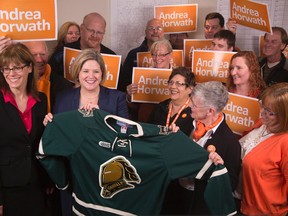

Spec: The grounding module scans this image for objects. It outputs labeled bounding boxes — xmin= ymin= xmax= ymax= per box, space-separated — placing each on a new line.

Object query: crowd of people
xmin=0 ymin=8 xmax=287 ymax=216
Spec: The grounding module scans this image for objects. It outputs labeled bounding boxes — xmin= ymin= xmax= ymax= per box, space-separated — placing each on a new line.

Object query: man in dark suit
xmin=49 ymin=12 xmax=117 ymax=78
xmin=118 ymin=18 xmax=165 ymax=92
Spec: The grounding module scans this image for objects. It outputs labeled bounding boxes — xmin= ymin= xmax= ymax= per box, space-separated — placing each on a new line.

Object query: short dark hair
xmin=264 ymin=27 xmax=288 ymax=51
xmin=213 ymin=29 xmax=236 ymax=50
xmin=168 ymin=67 xmax=195 ymax=87
xmin=205 ymin=12 xmax=225 ymax=27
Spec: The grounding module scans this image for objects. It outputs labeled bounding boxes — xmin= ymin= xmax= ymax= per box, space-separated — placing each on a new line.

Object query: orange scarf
xmin=37 ymin=65 xmax=51 ymax=112
xmin=193 ymin=113 xmax=223 ymax=141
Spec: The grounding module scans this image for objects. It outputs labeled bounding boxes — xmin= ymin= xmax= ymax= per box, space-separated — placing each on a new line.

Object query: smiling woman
xmin=161 ymin=81 xmax=241 ymax=215
xmin=237 ymin=82 xmax=288 ymax=215
xmin=126 ymin=39 xmax=173 ymax=122
xmin=0 ymin=43 xmax=48 ymax=216
xmin=42 ymin=48 xmax=129 ymax=216
xmin=227 ymin=51 xmax=266 ymax=98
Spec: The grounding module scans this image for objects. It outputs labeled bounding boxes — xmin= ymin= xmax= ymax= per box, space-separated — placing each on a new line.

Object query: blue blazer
xmin=53 ymin=86 xmax=129 ymax=118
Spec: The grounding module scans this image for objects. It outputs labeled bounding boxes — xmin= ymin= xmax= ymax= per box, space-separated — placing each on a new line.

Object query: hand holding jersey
xmin=37 ymin=109 xmax=236 ymax=215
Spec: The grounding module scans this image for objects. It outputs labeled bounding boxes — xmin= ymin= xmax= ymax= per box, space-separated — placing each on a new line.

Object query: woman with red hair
xmin=227 ymin=51 xmax=266 ymax=98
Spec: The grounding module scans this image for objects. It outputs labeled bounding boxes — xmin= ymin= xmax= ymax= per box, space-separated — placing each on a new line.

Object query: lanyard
xmin=165 ymin=98 xmax=190 ymax=128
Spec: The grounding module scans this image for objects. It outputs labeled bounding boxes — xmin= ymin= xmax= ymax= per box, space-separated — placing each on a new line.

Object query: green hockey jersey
xmin=37 ymin=109 xmax=236 ymax=215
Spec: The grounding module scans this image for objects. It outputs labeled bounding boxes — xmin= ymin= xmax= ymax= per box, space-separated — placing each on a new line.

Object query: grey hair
xmin=191 ymin=81 xmax=228 ymax=112
xmin=150 ymin=39 xmax=172 ymax=54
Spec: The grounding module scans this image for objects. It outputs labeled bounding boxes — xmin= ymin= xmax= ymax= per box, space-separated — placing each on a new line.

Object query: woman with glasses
xmin=227 ymin=51 xmax=266 ymax=98
xmin=149 ymin=67 xmax=195 ymax=135
xmin=0 ymin=43 xmax=48 ymax=215
xmin=166 ymin=81 xmax=241 ymax=215
xmin=126 ymin=39 xmax=173 ymax=122
xmin=148 ymin=67 xmax=195 ymax=215
xmin=235 ymin=82 xmax=288 ymax=215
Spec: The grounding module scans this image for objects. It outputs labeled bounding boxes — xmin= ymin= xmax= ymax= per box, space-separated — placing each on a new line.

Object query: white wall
xmin=47 ymin=0 xmax=111 ymax=54
xmin=48 ymin=0 xmax=217 ymax=55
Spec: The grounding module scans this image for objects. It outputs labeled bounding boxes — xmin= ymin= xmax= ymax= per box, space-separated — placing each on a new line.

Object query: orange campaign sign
xmin=137 ymin=50 xmax=183 ymax=68
xmin=131 ymin=67 xmax=172 ymax=103
xmin=63 ymin=47 xmax=121 ymax=89
xmin=0 ymin=0 xmax=57 ymax=41
xmin=137 ymin=52 xmax=153 ymax=68
xmin=223 ymin=93 xmax=260 ymax=135
xmin=63 ymin=47 xmax=80 ymax=81
xmin=192 ymin=50 xmax=236 ymax=83
xmin=184 ymin=39 xmax=212 ymax=68
xmin=230 ymin=0 xmax=271 ymax=33
xmin=259 ymin=35 xmax=288 ymax=59
xmin=154 ymin=4 xmax=198 ymax=34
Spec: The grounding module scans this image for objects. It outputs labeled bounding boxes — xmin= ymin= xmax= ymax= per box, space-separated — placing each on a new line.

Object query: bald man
xmin=49 ymin=12 xmax=116 ymax=77
xmin=23 ymin=41 xmax=73 ymax=112
xmin=118 ymin=18 xmax=165 ymax=92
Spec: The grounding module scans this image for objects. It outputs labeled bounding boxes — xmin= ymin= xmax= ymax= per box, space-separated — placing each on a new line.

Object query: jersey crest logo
xmin=99 ymin=156 xmax=141 ymax=198
xmin=158 ymin=125 xmax=173 ymax=135
xmin=78 ymin=108 xmax=94 ymax=117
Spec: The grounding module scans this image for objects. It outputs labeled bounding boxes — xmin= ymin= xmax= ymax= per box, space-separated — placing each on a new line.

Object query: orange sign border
xmin=191 ymin=50 xmax=236 ymax=83
xmin=224 ymin=92 xmax=261 ymax=135
xmin=184 ymin=39 xmax=212 ymax=68
xmin=230 ymin=0 xmax=271 ymax=33
xmin=0 ymin=0 xmax=57 ymax=41
xmin=131 ymin=67 xmax=172 ymax=103
xmin=63 ymin=47 xmax=121 ymax=89
xmin=154 ymin=4 xmax=198 ymax=34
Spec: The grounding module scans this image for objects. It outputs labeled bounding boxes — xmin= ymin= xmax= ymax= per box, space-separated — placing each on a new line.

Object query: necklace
xmin=261 ymin=126 xmax=271 ymax=137
xmin=165 ymin=98 xmax=190 ymax=127
xmin=253 ymin=126 xmax=271 ymax=144
xmin=80 ymin=91 xmax=99 ymax=107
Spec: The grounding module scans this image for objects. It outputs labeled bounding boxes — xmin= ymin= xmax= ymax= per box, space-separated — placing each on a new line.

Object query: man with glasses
xmin=204 ymin=12 xmax=237 ymax=39
xmin=49 ymin=12 xmax=116 ymax=77
xmin=259 ymin=26 xmax=288 ymax=86
xmin=118 ymin=18 xmax=164 ymax=92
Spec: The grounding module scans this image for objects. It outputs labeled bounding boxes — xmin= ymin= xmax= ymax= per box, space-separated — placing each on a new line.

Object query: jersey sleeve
xmin=36 ymin=111 xmax=85 ymax=189
xmin=162 ymin=131 xmax=236 ymax=215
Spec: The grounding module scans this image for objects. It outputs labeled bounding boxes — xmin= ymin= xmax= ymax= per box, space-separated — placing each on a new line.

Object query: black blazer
xmin=202 ymin=119 xmax=241 ymax=189
xmin=149 ymin=98 xmax=193 ymax=136
xmin=0 ymin=92 xmax=47 ymax=204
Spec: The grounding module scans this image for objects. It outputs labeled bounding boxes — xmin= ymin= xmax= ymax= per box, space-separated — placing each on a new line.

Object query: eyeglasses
xmin=151 ymin=52 xmax=171 ymax=58
xmin=168 ymin=80 xmax=186 ymax=87
xmin=204 ymin=25 xmax=220 ymax=31
xmin=1 ymin=65 xmax=28 ymax=74
xmin=146 ymin=26 xmax=163 ymax=32
xmin=83 ymin=24 xmax=105 ymax=36
xmin=258 ymin=100 xmax=277 ymax=116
